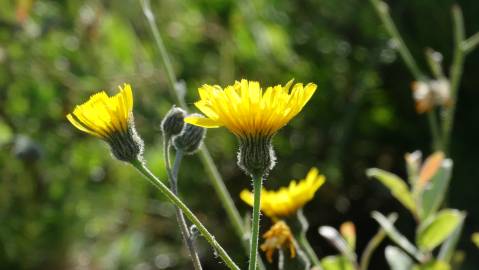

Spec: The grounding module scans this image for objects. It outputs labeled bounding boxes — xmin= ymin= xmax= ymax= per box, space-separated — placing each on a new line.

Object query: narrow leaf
xmin=417 ymin=151 xmax=444 ymax=189
xmin=420 ymin=159 xmax=453 ymax=220
xmin=367 ymin=168 xmax=416 ymax=214
xmin=372 ymin=211 xmax=424 ymax=261
xmin=319 ymin=226 xmax=357 ymax=263
xmin=417 ymin=209 xmax=462 ymax=251
xmin=438 ymin=212 xmax=466 ymax=261
xmin=385 ymin=245 xmax=413 ymax=270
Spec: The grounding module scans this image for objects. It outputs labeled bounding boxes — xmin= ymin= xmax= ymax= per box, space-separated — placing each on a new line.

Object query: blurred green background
xmin=1 ymin=0 xmax=479 ymax=269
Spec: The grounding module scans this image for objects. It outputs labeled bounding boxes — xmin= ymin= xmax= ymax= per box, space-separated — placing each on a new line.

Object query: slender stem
xmin=369 ymin=0 xmax=443 ymax=150
xmin=427 ymin=111 xmax=442 ymax=151
xmin=163 ymin=140 xmax=203 ymax=270
xmin=278 ymin=250 xmax=285 ymax=270
xmin=139 ymin=3 xmax=261 ymax=268
xmin=369 ymin=0 xmax=425 ymax=80
xmin=131 ymin=160 xmax=240 ymax=270
xmin=463 ymin=31 xmax=479 ymax=54
xmin=442 ymin=5 xmax=465 ymax=153
xmin=296 ymin=210 xmax=322 ymax=267
xmin=248 ymin=174 xmax=263 ymax=270
xmin=360 ymin=214 xmax=398 ymax=270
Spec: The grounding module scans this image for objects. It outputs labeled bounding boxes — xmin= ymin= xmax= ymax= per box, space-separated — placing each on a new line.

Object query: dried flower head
xmin=240 ymin=167 xmax=325 ymax=218
xmin=260 ymin=220 xmax=296 ymax=263
xmin=411 ymin=79 xmax=451 ymax=113
xmin=66 ymin=83 xmax=144 ymax=162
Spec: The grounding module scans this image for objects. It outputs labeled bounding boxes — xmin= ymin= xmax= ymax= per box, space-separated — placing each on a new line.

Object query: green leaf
xmin=385 ymin=245 xmax=413 ymax=270
xmin=420 ymin=160 xmax=453 ymax=220
xmin=371 ymin=211 xmax=424 ymax=261
xmin=0 ymin=118 xmax=13 ymax=146
xmin=319 ymin=226 xmax=356 ymax=262
xmin=417 ymin=209 xmax=462 ymax=251
xmin=472 ymin=233 xmax=479 ymax=249
xmin=412 ymin=261 xmax=450 ymax=270
xmin=367 ymin=168 xmax=416 ymax=214
xmin=321 ymin=256 xmax=355 ymax=270
xmin=438 ymin=212 xmax=466 ymax=261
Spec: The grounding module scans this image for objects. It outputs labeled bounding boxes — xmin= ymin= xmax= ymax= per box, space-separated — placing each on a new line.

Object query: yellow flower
xmin=184 ymin=79 xmax=317 ymax=139
xmin=260 ymin=220 xmax=296 ymax=263
xmin=67 ymin=83 xmax=143 ymax=162
xmin=240 ymin=167 xmax=325 ymax=218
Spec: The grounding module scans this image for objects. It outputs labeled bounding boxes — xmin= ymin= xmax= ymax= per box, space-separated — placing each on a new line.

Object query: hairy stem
xmin=248 ymin=174 xmax=263 ymax=270
xmin=131 ymin=159 xmax=240 ymax=270
xmin=163 ymin=140 xmax=202 ymax=270
xmin=139 ymin=3 xmax=263 ymax=268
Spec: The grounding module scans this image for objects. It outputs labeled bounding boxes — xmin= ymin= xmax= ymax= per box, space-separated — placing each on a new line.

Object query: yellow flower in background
xmin=260 ymin=220 xmax=296 ymax=263
xmin=240 ymin=167 xmax=325 ymax=218
xmin=184 ymin=79 xmax=317 ymax=139
xmin=67 ymin=83 xmax=143 ymax=162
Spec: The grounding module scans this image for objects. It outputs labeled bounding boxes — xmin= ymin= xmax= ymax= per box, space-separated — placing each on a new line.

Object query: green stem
xmin=442 ymin=5 xmax=465 ymax=153
xmin=369 ymin=0 xmax=443 ymax=150
xmin=131 ymin=159 xmax=240 ymax=270
xmin=360 ymin=214 xmax=398 ymax=270
xmin=248 ymin=174 xmax=263 ymax=270
xmin=369 ymin=0 xmax=425 ymax=80
xmin=164 ymin=140 xmax=202 ymax=270
xmin=297 ymin=210 xmax=322 ymax=267
xmin=139 ymin=3 xmax=262 ymax=268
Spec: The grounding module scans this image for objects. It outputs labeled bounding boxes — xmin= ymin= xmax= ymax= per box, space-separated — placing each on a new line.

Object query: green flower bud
xmin=237 ymin=136 xmax=276 ymax=177
xmin=173 ymin=114 xmax=206 ymax=154
xmin=161 ymin=106 xmax=186 ymax=139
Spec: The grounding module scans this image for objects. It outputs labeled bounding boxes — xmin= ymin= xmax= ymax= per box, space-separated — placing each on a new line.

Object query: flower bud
xmin=173 ymin=114 xmax=206 ymax=154
xmin=161 ymin=106 xmax=186 ymax=139
xmin=107 ymin=118 xmax=144 ymax=163
xmin=237 ymin=136 xmax=276 ymax=177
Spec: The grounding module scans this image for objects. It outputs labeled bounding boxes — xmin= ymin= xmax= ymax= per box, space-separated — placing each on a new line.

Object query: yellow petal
xmin=184 ymin=115 xmax=222 ymax=128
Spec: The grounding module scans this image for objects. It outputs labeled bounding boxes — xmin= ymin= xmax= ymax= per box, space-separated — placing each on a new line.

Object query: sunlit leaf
xmin=417 ymin=209 xmax=462 ymax=251
xmin=367 ymin=168 xmax=416 ymax=214
xmin=385 ymin=245 xmax=413 ymax=270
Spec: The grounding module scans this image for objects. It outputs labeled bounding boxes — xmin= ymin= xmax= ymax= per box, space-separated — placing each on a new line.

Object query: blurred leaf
xmin=417 ymin=152 xmax=444 ymax=189
xmin=417 ymin=209 xmax=462 ymax=251
xmin=371 ymin=211 xmax=423 ymax=261
xmin=367 ymin=168 xmax=416 ymax=214
xmin=438 ymin=212 xmax=466 ymax=261
xmin=0 ymin=119 xmax=13 ymax=146
xmin=321 ymin=256 xmax=355 ymax=270
xmin=385 ymin=245 xmax=413 ymax=270
xmin=340 ymin=221 xmax=356 ymax=250
xmin=420 ymin=159 xmax=453 ymax=220
xmin=319 ymin=226 xmax=357 ymax=262
xmin=405 ymin=151 xmax=422 ymax=187
xmin=472 ymin=233 xmax=479 ymax=248
xmin=412 ymin=261 xmax=450 ymax=270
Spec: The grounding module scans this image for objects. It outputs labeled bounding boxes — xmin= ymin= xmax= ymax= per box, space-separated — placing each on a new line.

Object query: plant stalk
xmin=297 ymin=210 xmax=322 ymax=267
xmin=139 ymin=3 xmax=258 ymax=268
xmin=163 ymin=140 xmax=203 ymax=270
xmin=248 ymin=174 xmax=263 ymax=270
xmin=131 ymin=159 xmax=240 ymax=270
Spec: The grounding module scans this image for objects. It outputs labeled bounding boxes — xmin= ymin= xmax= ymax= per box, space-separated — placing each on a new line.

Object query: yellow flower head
xmin=185 ymin=79 xmax=317 ymax=138
xmin=67 ymin=83 xmax=144 ymax=162
xmin=240 ymin=167 xmax=325 ymax=218
xmin=185 ymin=79 xmax=316 ymax=176
xmin=260 ymin=220 xmax=296 ymax=263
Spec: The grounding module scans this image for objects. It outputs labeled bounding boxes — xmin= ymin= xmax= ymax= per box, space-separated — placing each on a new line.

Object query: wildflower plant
xmin=186 ymin=79 xmax=316 ymax=270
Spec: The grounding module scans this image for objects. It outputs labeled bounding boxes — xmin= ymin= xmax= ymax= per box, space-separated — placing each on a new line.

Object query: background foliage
xmin=1 ymin=0 xmax=478 ymax=269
